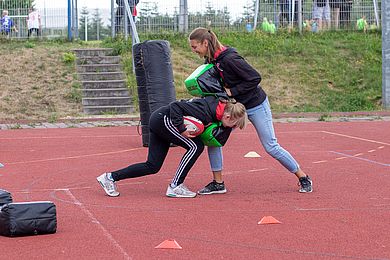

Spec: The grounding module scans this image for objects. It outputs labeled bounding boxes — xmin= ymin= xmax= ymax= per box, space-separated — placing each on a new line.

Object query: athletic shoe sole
xmin=166 ymin=193 xmax=196 ymax=198
xmin=96 ymin=177 xmax=120 ymax=197
xmin=198 ymin=189 xmax=227 ymax=195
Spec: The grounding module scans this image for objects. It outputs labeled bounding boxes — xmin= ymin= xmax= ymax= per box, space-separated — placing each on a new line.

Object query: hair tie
xmin=229 ymin=98 xmax=237 ymax=104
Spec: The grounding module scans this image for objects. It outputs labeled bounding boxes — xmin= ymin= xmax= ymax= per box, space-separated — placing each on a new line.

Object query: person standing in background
xmin=329 ymin=0 xmax=340 ymax=29
xmin=279 ymin=0 xmax=299 ymax=28
xmin=312 ymin=0 xmax=331 ymax=31
xmin=115 ymin=0 xmax=139 ymax=34
xmin=340 ymin=0 xmax=353 ymax=29
xmin=26 ymin=7 xmax=41 ymax=39
xmin=1 ymin=10 xmax=18 ymax=37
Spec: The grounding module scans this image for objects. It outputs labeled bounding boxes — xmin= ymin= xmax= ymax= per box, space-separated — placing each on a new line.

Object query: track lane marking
xmin=322 ymin=131 xmax=390 ymax=146
xmin=9 ymin=181 xmax=145 ymax=194
xmin=4 ymin=148 xmax=143 ymax=165
xmin=0 ymin=134 xmax=138 ymax=140
xmin=312 ymin=160 xmax=327 ymax=164
xmin=330 ymin=151 xmax=390 ymax=167
xmin=65 ymin=189 xmax=131 ymax=260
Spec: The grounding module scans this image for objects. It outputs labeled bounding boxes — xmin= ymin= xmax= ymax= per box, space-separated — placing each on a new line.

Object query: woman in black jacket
xmin=189 ymin=27 xmax=312 ymax=194
xmin=97 ymin=96 xmax=247 ymax=198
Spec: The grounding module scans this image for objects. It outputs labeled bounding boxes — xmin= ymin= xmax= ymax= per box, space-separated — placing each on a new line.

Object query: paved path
xmin=1 ymin=111 xmax=390 ymax=130
xmin=0 ymin=120 xmax=138 ymax=130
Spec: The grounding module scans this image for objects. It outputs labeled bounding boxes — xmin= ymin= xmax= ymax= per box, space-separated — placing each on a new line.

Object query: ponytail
xmin=223 ymin=99 xmax=248 ymax=129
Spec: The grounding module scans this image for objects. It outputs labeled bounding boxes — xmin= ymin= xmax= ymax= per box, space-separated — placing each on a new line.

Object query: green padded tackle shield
xmin=200 ymin=122 xmax=233 ymax=147
xmin=184 ymin=64 xmax=224 ymax=97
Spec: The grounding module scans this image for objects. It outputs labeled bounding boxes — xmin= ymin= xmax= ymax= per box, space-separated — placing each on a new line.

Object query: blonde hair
xmin=189 ymin=27 xmax=223 ymax=63
xmin=223 ymin=100 xmax=247 ymax=130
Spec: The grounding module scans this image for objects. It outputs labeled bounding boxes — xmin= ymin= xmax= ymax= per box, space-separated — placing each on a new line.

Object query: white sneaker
xmin=97 ymin=173 xmax=120 ymax=197
xmin=166 ymin=183 xmax=197 ymax=198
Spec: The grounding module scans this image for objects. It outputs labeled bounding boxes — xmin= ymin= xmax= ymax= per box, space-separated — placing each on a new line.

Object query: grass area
xmin=103 ymin=30 xmax=382 ymax=113
xmin=0 ymin=38 xmax=101 ymax=121
xmin=0 ymin=30 xmax=383 ymax=121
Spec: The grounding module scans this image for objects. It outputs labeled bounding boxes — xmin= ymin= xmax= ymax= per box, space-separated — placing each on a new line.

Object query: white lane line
xmin=65 ymin=189 xmax=131 ymax=260
xmin=5 ymin=148 xmax=143 ymax=165
xmin=330 ymin=151 xmax=390 ymax=167
xmin=0 ymin=135 xmax=137 ymax=140
xmin=312 ymin=160 xmax=327 ymax=164
xmin=322 ymin=131 xmax=390 ymax=146
xmin=10 ymin=182 xmax=145 ymax=194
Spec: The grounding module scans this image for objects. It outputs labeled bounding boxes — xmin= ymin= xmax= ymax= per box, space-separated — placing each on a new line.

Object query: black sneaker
xmin=298 ymin=175 xmax=313 ymax=193
xmin=197 ymin=180 xmax=227 ymax=195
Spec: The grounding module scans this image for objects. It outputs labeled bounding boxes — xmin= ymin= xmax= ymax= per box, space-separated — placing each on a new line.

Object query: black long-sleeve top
xmin=213 ymin=47 xmax=267 ymax=109
xmin=160 ymin=96 xmax=224 ymax=133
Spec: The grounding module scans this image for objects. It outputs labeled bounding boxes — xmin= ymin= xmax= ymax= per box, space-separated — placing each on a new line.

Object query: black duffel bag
xmin=0 ymin=189 xmax=12 ymax=207
xmin=0 ymin=201 xmax=57 ymax=237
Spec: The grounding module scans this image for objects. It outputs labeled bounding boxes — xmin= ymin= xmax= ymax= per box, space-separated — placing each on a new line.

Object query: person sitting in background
xmin=311 ymin=19 xmax=319 ymax=32
xmin=269 ymin=20 xmax=276 ymax=34
xmin=303 ymin=19 xmax=312 ymax=31
xmin=356 ymin=16 xmax=368 ymax=32
xmin=261 ymin=17 xmax=270 ymax=33
xmin=26 ymin=7 xmax=41 ymax=39
xmin=1 ymin=10 xmax=18 ymax=37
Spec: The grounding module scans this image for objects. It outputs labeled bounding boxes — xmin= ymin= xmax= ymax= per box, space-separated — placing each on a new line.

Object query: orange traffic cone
xmin=155 ymin=239 xmax=183 ymax=249
xmin=258 ymin=216 xmax=282 ymax=224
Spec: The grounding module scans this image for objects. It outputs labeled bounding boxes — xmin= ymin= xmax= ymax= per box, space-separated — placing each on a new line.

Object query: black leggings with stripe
xmin=111 ymin=108 xmax=204 ymax=186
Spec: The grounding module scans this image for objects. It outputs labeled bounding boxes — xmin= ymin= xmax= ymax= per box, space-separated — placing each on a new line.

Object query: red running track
xmin=0 ymin=121 xmax=389 ymax=259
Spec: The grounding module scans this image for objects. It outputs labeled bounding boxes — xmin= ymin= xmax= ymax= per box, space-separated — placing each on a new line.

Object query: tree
xmin=78 ymin=7 xmax=92 ymax=41
xmin=138 ymin=1 xmax=159 ymax=31
xmin=204 ymin=1 xmax=216 ymax=25
xmin=216 ymin=7 xmax=231 ymax=28
xmin=242 ymin=0 xmax=255 ymax=24
xmin=89 ymin=9 xmax=110 ymax=40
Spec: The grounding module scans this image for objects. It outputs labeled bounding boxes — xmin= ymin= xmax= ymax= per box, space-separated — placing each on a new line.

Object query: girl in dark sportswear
xmin=97 ymin=96 xmax=247 ymax=198
xmin=189 ymin=27 xmax=313 ymax=194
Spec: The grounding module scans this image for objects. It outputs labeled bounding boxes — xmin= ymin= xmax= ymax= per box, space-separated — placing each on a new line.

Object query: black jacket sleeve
xmin=169 ymin=97 xmax=217 ymax=133
xmin=224 ymin=55 xmax=261 ymax=97
xmin=169 ymin=101 xmax=187 ymax=133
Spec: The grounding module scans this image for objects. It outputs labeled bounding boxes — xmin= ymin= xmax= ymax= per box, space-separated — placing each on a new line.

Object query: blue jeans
xmin=208 ymin=97 xmax=299 ymax=173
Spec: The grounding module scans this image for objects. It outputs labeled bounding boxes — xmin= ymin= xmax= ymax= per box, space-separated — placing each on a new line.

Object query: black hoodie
xmin=214 ymin=47 xmax=267 ymax=109
xmin=159 ymin=96 xmax=222 ymax=134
